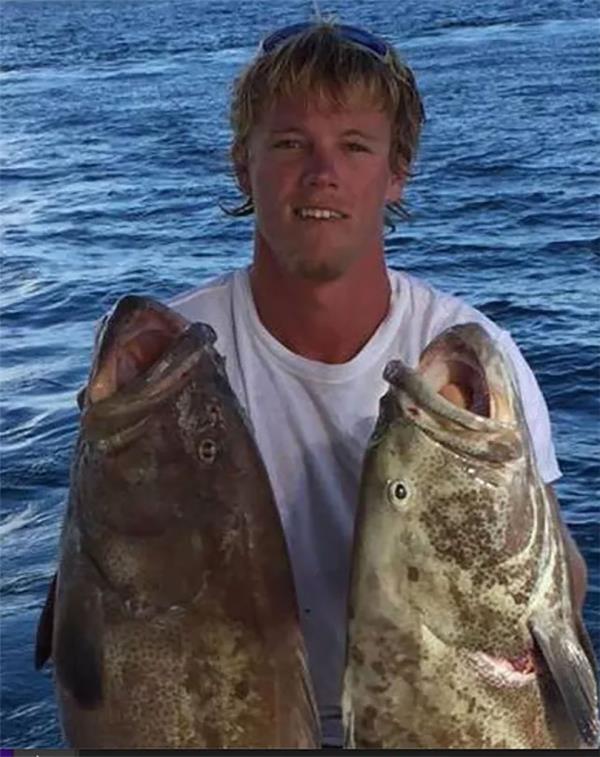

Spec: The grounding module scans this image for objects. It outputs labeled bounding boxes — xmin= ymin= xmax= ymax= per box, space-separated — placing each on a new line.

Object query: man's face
xmin=238 ymin=89 xmax=405 ymax=282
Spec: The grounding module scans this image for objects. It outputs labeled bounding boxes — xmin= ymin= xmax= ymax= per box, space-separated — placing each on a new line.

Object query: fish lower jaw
xmin=466 ymin=650 xmax=536 ymax=689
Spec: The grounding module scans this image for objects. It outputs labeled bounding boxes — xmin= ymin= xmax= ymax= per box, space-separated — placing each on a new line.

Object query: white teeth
xmin=296 ymin=207 xmax=345 ymax=220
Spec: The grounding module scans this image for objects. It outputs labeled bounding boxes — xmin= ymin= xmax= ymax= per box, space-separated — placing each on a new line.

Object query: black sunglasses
xmin=259 ymin=22 xmax=392 ymax=63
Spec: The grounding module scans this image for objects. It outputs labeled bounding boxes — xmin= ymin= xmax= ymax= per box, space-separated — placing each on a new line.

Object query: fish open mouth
xmin=416 ymin=323 xmax=521 ymax=426
xmin=382 ymin=324 xmax=523 ymax=464
xmin=418 ymin=334 xmax=491 ymax=419
xmin=385 ymin=324 xmax=520 ymax=428
xmin=466 ymin=648 xmax=537 ymax=689
xmin=85 ymin=296 xmax=190 ymax=406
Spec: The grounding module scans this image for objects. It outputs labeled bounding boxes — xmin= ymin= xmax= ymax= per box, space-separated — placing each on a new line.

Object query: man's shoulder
xmin=390 ymin=268 xmax=503 ymax=339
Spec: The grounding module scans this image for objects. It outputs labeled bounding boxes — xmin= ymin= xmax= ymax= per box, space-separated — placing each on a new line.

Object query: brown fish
xmin=35 ymin=295 xmax=319 ymax=749
xmin=343 ymin=322 xmax=599 ymax=749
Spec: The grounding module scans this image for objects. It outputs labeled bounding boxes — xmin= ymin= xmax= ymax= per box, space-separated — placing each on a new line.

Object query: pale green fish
xmin=36 ymin=295 xmax=319 ymax=749
xmin=343 ymin=323 xmax=598 ymax=749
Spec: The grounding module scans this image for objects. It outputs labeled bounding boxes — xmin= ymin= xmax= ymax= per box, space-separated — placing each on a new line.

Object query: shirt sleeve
xmin=496 ymin=330 xmax=561 ymax=484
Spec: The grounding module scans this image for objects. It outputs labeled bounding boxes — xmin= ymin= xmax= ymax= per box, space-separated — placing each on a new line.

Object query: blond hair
xmin=226 ymin=23 xmax=425 ymax=224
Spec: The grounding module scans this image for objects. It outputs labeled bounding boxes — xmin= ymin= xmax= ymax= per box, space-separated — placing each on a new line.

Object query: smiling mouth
xmin=293 ymin=207 xmax=349 ymax=220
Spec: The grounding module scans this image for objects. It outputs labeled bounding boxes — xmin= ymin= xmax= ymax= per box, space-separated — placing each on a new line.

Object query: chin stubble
xmin=281 ymin=250 xmax=355 ymax=283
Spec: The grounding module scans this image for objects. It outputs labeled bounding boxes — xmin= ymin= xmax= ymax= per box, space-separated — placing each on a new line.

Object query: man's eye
xmin=273 ymin=139 xmax=302 ymax=149
xmin=345 ymin=142 xmax=369 ymax=153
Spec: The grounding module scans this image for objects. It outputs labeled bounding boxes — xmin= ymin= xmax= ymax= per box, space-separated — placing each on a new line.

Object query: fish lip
xmin=95 ymin=295 xmax=190 ymax=355
xmin=383 ymin=322 xmax=525 ymax=466
xmin=417 ymin=323 xmax=520 ymax=426
xmin=384 ymin=364 xmax=522 ymax=467
xmin=82 ymin=319 xmax=218 ymax=433
xmin=384 ymin=360 xmax=513 ymax=434
xmin=80 ymin=295 xmax=221 ymax=438
xmin=85 ymin=295 xmax=193 ymax=407
xmin=465 ymin=649 xmax=537 ymax=689
xmin=384 ymin=321 xmax=520 ymax=432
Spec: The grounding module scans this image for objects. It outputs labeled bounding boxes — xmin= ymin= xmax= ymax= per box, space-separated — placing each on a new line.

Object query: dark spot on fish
xmin=512 ymin=591 xmax=529 ymax=605
xmin=447 ymin=581 xmax=519 ymax=650
xmin=467 ymin=723 xmax=484 ymax=742
xmin=407 ymin=566 xmax=419 ymax=582
xmin=351 ymin=645 xmax=365 ymax=665
xmin=505 ymin=515 xmax=533 ymax=555
xmin=371 ymin=660 xmax=385 ymax=676
xmin=234 ymin=679 xmax=249 ymax=700
xmin=360 ymin=705 xmax=378 ymax=735
xmin=304 ymin=608 xmax=311 ymax=614
xmin=357 ymin=734 xmax=385 ymax=749
xmin=420 ymin=487 xmax=505 ymax=573
xmin=200 ymin=722 xmax=223 ymax=748
xmin=198 ymin=439 xmax=218 ymax=463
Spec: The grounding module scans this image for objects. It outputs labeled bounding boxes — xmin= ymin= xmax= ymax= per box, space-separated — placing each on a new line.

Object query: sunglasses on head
xmin=259 ymin=22 xmax=393 ymax=63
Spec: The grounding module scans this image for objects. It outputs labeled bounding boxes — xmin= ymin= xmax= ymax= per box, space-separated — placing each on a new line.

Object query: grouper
xmin=343 ymin=322 xmax=598 ymax=749
xmin=35 ymin=295 xmax=319 ymax=748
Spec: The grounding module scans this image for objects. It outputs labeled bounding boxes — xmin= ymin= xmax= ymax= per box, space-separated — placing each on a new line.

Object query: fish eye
xmin=386 ymin=479 xmax=410 ymax=509
xmin=198 ymin=438 xmax=218 ymax=463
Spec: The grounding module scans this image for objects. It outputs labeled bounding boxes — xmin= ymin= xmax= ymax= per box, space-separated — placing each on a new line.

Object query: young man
xmin=170 ymin=23 xmax=586 ymax=747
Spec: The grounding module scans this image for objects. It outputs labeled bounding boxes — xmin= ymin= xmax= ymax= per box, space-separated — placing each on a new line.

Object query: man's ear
xmin=385 ymin=168 xmax=406 ymax=204
xmin=233 ymin=144 xmax=252 ymax=196
xmin=235 ymin=164 xmax=251 ymax=196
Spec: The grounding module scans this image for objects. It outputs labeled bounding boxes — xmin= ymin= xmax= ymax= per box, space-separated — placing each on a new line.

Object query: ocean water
xmin=1 ymin=0 xmax=598 ymax=748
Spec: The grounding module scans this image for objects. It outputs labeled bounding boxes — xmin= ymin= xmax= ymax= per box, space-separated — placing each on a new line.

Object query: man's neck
xmin=249 ymin=251 xmax=391 ymax=364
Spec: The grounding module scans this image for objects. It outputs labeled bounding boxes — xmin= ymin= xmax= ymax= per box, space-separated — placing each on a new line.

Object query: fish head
xmin=66 ymin=294 xmax=274 ymax=611
xmin=358 ymin=323 xmax=541 ymax=653
xmin=74 ymin=295 xmax=245 ymax=540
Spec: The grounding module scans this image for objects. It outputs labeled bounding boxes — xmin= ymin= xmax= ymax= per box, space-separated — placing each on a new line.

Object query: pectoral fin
xmin=35 ymin=573 xmax=57 ymax=669
xmin=53 ymin=571 xmax=104 ymax=710
xmin=76 ymin=385 xmax=87 ymax=410
xmin=529 ymin=614 xmax=600 ymax=747
xmin=575 ymin=612 xmax=598 ymax=684
xmin=35 ymin=566 xmax=104 ymax=710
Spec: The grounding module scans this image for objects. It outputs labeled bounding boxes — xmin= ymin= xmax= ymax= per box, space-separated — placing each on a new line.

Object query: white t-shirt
xmin=170 ymin=266 xmax=560 ymax=746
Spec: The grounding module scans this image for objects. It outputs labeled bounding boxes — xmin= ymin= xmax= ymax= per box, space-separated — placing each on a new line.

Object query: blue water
xmin=1 ymin=0 xmax=598 ymax=747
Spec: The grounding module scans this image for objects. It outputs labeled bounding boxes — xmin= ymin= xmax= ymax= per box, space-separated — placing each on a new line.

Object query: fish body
xmin=343 ymin=323 xmax=598 ymax=749
xmin=36 ymin=295 xmax=319 ymax=749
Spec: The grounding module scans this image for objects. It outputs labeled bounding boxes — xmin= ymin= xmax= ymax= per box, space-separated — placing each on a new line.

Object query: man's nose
xmin=302 ymin=146 xmax=339 ymax=189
